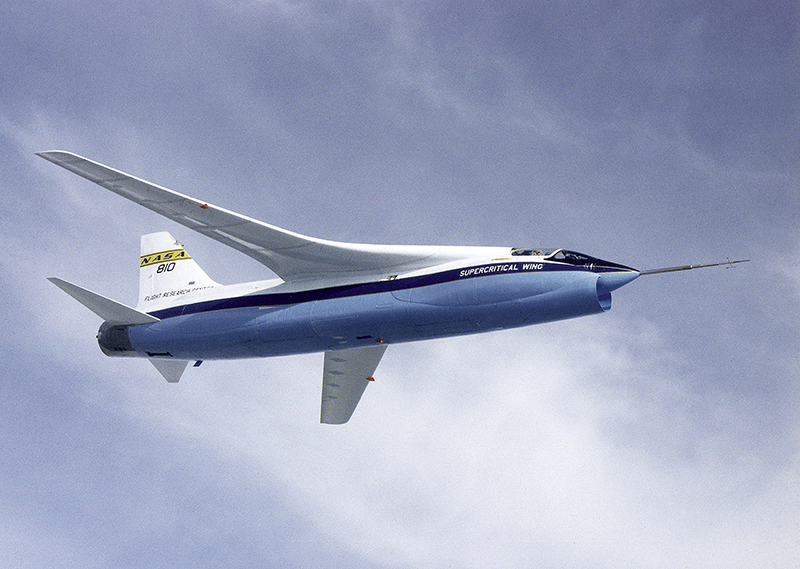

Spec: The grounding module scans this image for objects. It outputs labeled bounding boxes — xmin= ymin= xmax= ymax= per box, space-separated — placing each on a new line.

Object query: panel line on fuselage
xmin=148 ymin=260 xmax=635 ymax=320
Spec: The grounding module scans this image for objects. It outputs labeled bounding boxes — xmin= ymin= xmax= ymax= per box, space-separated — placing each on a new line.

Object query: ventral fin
xmin=150 ymin=359 xmax=189 ymax=383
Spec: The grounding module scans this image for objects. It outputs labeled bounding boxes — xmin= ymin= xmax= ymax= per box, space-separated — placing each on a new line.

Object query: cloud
xmin=1 ymin=1 xmax=797 ymax=567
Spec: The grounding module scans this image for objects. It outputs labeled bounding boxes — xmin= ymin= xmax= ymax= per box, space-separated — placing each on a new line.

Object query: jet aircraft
xmin=38 ymin=151 xmax=747 ymax=423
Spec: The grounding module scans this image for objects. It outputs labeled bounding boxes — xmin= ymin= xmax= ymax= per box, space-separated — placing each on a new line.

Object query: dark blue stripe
xmin=149 ymin=261 xmax=631 ymax=319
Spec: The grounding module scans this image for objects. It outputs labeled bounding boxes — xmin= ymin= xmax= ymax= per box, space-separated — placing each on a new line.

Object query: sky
xmin=1 ymin=1 xmax=798 ymax=567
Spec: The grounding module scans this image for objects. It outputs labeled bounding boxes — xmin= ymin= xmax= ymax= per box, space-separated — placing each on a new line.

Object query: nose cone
xmin=597 ymin=270 xmax=640 ymax=293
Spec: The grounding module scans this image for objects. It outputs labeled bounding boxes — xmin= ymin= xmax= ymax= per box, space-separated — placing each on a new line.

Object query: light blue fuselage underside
xmin=124 ymin=269 xmax=635 ymax=361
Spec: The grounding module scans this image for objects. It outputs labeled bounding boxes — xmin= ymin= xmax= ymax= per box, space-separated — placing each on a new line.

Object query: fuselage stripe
xmin=148 ymin=261 xmax=633 ymax=319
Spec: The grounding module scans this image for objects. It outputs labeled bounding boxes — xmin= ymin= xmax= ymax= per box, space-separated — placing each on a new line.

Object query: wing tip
xmin=36 ymin=149 xmax=68 ymax=158
xmin=36 ymin=150 xmax=86 ymax=167
xmin=320 ymin=415 xmax=351 ymax=425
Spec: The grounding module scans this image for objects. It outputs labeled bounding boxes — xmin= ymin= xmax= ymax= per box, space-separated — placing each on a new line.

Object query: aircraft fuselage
xmin=100 ymin=256 xmax=639 ymax=361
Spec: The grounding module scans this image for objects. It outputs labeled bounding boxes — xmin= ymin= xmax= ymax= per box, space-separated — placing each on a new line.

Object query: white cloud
xmin=76 ymin=315 xmax=792 ymax=568
xmin=1 ymin=1 xmax=797 ymax=567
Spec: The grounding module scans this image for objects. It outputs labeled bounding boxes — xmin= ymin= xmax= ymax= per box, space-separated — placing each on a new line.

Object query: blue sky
xmin=1 ymin=2 xmax=797 ymax=567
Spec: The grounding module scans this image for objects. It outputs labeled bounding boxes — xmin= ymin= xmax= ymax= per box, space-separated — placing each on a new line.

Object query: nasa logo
xmin=140 ymin=248 xmax=191 ymax=268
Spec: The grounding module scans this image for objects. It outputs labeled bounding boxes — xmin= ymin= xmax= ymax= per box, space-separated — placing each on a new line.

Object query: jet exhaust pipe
xmin=97 ymin=322 xmax=138 ymax=357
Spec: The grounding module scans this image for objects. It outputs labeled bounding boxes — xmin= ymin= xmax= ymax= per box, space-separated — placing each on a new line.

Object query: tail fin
xmin=137 ymin=232 xmax=219 ymax=312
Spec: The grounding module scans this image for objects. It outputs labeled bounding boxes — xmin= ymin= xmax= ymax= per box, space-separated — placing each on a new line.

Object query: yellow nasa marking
xmin=140 ymin=248 xmax=192 ymax=267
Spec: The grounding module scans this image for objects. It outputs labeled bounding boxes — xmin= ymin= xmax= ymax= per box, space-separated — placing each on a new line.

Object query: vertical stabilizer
xmin=137 ymin=232 xmax=219 ymax=312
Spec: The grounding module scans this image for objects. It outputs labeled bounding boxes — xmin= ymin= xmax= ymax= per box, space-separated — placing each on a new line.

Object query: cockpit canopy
xmin=546 ymin=249 xmax=596 ymax=264
xmin=510 ymin=248 xmax=550 ymax=257
xmin=511 ymin=248 xmax=636 ymax=271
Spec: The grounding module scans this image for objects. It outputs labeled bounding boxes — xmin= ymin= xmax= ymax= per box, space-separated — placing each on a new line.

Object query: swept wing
xmin=37 ymin=151 xmax=490 ymax=283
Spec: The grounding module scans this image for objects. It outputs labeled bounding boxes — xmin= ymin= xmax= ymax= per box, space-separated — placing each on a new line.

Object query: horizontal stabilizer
xmin=48 ymin=277 xmax=159 ymax=325
xmin=321 ymin=345 xmax=388 ymax=424
xmin=150 ymin=359 xmax=188 ymax=383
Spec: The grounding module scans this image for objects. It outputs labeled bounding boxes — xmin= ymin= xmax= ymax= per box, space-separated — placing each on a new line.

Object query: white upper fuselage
xmin=137 ymin=246 xmax=636 ymax=321
xmin=138 ymin=244 xmax=513 ymax=314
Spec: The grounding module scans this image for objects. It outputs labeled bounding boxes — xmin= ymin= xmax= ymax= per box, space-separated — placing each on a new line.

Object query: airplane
xmin=38 ymin=151 xmax=748 ymax=424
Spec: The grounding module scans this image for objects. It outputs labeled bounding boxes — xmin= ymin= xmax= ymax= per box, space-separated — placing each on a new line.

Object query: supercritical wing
xmin=37 ymin=151 xmax=471 ymax=282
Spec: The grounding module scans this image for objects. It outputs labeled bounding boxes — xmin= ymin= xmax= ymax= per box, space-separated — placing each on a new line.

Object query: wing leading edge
xmin=37 ymin=151 xmax=492 ymax=283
